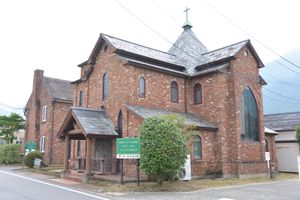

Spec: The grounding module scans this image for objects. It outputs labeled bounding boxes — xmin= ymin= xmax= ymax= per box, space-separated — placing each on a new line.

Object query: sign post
xmin=116 ymin=138 xmax=141 ymax=186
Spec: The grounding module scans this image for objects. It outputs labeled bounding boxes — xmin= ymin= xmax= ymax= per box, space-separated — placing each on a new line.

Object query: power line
xmin=263 ymin=87 xmax=300 ymax=102
xmin=263 ymin=94 xmax=300 ymax=105
xmin=114 ymin=0 xmax=201 ymax=62
xmin=201 ymin=0 xmax=300 ymax=70
xmin=260 ymin=71 xmax=300 ymax=87
xmin=0 ymin=102 xmax=24 ymax=110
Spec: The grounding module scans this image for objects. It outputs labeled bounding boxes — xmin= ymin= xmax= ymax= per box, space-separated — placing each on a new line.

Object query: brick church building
xmin=57 ymin=19 xmax=276 ymax=179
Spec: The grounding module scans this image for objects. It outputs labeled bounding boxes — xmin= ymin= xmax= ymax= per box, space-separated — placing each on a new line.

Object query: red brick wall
xmin=25 ymin=70 xmax=72 ymax=165
xmin=73 ymin=41 xmax=269 ymax=177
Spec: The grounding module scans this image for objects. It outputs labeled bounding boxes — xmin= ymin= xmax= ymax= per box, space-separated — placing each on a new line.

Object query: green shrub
xmin=0 ymin=144 xmax=21 ymax=164
xmin=296 ymin=125 xmax=300 ymax=147
xmin=140 ymin=115 xmax=188 ymax=185
xmin=24 ymin=151 xmax=43 ymax=168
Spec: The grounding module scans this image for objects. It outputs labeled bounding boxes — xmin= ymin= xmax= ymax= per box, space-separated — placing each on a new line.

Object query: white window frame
xmin=42 ymin=105 xmax=47 ymax=122
xmin=39 ymin=136 xmax=46 ymax=153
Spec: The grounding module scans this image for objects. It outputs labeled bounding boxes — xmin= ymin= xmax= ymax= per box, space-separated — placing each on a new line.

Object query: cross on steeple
xmin=184 ymin=7 xmax=190 ymax=22
xmin=182 ymin=7 xmax=192 ymax=30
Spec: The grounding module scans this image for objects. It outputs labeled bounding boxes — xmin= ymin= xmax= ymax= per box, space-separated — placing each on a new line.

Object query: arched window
xmin=193 ymin=135 xmax=202 ymax=160
xmin=117 ymin=110 xmax=123 ymax=138
xmin=102 ymin=73 xmax=108 ymax=100
xmin=139 ymin=77 xmax=146 ymax=98
xmin=240 ymin=87 xmax=259 ymax=141
xmin=194 ymin=83 xmax=202 ymax=104
xmin=79 ymin=90 xmax=83 ymax=107
xmin=170 ymin=81 xmax=179 ymax=103
xmin=265 ymin=139 xmax=269 ymax=152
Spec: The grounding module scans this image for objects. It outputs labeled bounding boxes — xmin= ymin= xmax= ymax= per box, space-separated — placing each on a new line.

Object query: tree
xmin=296 ymin=125 xmax=300 ymax=148
xmin=0 ymin=113 xmax=24 ymax=144
xmin=140 ymin=115 xmax=189 ymax=185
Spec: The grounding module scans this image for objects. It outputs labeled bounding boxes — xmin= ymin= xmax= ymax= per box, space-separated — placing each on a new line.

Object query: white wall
xmin=276 ymin=142 xmax=299 ymax=172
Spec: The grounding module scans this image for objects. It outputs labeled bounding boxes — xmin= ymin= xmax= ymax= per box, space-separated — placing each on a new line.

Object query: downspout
xmin=50 ymin=100 xmax=55 ymax=165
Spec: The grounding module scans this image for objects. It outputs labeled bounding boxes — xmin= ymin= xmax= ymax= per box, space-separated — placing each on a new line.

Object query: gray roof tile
xmin=201 ymin=40 xmax=248 ymax=66
xmin=168 ymin=28 xmax=208 ymax=74
xmin=125 ymin=105 xmax=217 ymax=130
xmin=72 ymin=107 xmax=118 ymax=136
xmin=103 ymin=34 xmax=183 ymax=67
xmin=43 ymin=77 xmax=73 ymax=102
xmin=264 ymin=112 xmax=300 ymax=131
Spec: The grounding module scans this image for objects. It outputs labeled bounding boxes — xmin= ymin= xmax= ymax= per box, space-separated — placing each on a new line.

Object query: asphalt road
xmin=0 ymin=167 xmax=110 ymax=200
xmin=1 ymin=166 xmax=300 ymax=200
xmin=109 ymin=180 xmax=300 ymax=200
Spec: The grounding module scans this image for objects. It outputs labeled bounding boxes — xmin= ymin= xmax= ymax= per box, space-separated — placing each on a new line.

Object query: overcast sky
xmin=1 ymin=0 xmax=299 ymax=109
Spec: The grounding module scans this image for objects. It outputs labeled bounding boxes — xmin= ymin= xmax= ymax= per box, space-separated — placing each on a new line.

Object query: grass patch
xmin=90 ymin=173 xmax=298 ymax=192
xmin=22 ymin=165 xmax=63 ymax=178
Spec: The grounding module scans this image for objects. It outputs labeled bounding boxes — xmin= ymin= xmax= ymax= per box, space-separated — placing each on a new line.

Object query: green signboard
xmin=117 ymin=138 xmax=140 ymax=159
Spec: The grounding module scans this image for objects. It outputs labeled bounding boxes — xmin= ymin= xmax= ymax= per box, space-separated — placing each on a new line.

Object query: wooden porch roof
xmin=58 ymin=107 xmax=118 ymax=139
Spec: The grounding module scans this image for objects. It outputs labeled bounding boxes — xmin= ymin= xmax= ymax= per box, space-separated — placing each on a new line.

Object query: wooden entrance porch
xmin=57 ymin=108 xmax=118 ymax=182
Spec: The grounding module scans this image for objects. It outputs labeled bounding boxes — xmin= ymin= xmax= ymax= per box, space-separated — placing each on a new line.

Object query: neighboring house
xmin=264 ymin=112 xmax=300 ymax=172
xmin=13 ymin=128 xmax=25 ymax=150
xmin=25 ymin=70 xmax=73 ymax=165
xmin=58 ymin=19 xmax=272 ymax=180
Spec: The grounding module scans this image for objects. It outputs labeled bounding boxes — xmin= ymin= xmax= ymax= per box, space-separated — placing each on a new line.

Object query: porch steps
xmin=64 ymin=170 xmax=85 ymax=183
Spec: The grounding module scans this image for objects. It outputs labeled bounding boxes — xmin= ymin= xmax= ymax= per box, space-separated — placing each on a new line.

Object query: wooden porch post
xmin=85 ymin=136 xmax=92 ymax=176
xmin=64 ymin=135 xmax=70 ymax=173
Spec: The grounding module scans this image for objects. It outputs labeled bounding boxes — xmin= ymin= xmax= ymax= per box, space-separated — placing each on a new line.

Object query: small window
xmin=102 ymin=73 xmax=109 ymax=100
xmin=42 ymin=106 xmax=47 ymax=122
xmin=79 ymin=90 xmax=83 ymax=107
xmin=104 ymin=45 xmax=108 ymax=52
xmin=265 ymin=139 xmax=269 ymax=152
xmin=193 ymin=135 xmax=202 ymax=160
xmin=39 ymin=136 xmax=46 ymax=153
xmin=139 ymin=77 xmax=146 ymax=98
xmin=194 ymin=83 xmax=202 ymax=104
xmin=117 ymin=110 xmax=123 ymax=138
xmin=244 ymin=50 xmax=249 ymax=57
xmin=77 ymin=140 xmax=81 ymax=157
xmin=170 ymin=81 xmax=179 ymax=103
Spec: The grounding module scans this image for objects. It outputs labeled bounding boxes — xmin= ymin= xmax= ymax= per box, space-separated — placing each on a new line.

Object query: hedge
xmin=0 ymin=144 xmax=22 ymax=164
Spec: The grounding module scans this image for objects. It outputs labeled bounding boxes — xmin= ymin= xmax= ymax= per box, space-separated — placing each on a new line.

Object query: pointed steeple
xmin=168 ymin=8 xmax=208 ymax=73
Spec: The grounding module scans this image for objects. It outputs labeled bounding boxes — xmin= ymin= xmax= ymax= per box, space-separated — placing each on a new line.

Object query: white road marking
xmin=218 ymin=198 xmax=235 ymax=200
xmin=0 ymin=170 xmax=111 ymax=200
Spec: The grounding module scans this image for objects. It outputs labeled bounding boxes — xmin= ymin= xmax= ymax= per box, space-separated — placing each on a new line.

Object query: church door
xmin=94 ymin=139 xmax=112 ymax=174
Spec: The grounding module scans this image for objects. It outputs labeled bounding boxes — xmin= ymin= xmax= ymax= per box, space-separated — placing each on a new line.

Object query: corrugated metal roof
xmin=125 ymin=105 xmax=217 ymax=130
xmin=43 ymin=77 xmax=73 ymax=102
xmin=72 ymin=108 xmax=118 ymax=136
xmin=264 ymin=112 xmax=300 ymax=131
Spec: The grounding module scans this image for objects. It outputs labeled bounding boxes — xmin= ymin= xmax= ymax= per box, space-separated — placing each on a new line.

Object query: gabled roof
xmin=264 ymin=112 xmax=300 ymax=131
xmin=81 ymin=26 xmax=263 ymax=77
xmin=43 ymin=77 xmax=73 ymax=102
xmin=264 ymin=127 xmax=278 ymax=135
xmin=125 ymin=105 xmax=217 ymax=130
xmin=58 ymin=107 xmax=118 ymax=139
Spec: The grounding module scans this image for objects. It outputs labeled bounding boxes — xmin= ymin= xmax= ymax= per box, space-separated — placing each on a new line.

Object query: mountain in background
xmin=261 ymin=47 xmax=300 ymax=114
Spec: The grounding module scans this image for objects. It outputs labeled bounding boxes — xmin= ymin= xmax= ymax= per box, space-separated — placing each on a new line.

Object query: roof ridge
xmin=102 ymin=33 xmax=175 ymax=57
xmin=43 ymin=76 xmax=72 ymax=83
xmin=202 ymin=39 xmax=249 ymax=55
xmin=264 ymin=111 xmax=300 ymax=116
xmin=71 ymin=107 xmax=104 ymax=112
